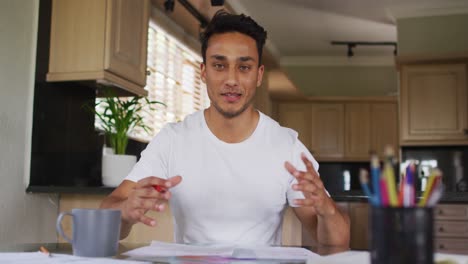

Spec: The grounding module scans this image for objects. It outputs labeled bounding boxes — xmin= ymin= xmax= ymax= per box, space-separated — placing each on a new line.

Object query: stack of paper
xmin=124 ymin=241 xmax=321 ymax=261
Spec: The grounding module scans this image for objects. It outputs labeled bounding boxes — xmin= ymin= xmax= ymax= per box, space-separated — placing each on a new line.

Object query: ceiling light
xmin=331 ymin=41 xmax=397 ymax=57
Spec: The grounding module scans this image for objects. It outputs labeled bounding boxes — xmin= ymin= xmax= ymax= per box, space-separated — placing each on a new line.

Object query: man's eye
xmin=239 ymin=65 xmax=251 ymax=71
xmin=213 ymin=63 xmax=225 ymax=70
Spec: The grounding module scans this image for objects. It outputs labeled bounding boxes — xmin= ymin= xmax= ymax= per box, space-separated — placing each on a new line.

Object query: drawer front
xmin=435 ymin=205 xmax=468 ymax=220
xmin=435 ymin=221 xmax=468 ymax=237
xmin=435 ymin=238 xmax=468 ymax=254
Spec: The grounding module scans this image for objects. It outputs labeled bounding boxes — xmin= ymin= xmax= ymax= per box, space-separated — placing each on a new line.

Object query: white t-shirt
xmin=125 ymin=110 xmax=319 ymax=246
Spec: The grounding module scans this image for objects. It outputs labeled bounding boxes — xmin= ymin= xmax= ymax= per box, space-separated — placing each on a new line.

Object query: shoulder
xmin=160 ymin=110 xmax=204 ymax=136
xmin=258 ymin=111 xmax=300 ymax=145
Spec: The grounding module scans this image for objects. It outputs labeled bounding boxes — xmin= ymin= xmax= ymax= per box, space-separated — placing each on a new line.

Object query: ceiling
xmin=226 ymin=0 xmax=468 ymax=61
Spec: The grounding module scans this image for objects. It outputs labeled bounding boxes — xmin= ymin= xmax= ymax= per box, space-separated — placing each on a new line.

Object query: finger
xmin=165 ymin=175 xmax=183 ymax=188
xmin=284 ymin=161 xmax=300 ymax=177
xmin=139 ymin=214 xmax=157 ymax=227
xmin=136 ymin=176 xmax=167 ymax=189
xmin=293 ymin=183 xmax=318 ymax=194
xmin=301 ymin=152 xmax=319 ymax=178
xmin=294 ymin=196 xmax=321 ymax=206
xmin=131 ymin=196 xmax=161 ymax=211
xmin=299 ymin=177 xmax=324 ymax=190
xmin=285 ymin=161 xmax=315 ymax=182
xmin=135 ymin=186 xmax=170 ymax=200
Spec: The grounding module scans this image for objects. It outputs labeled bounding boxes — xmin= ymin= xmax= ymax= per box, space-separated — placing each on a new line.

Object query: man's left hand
xmin=285 ymin=153 xmax=335 ymax=217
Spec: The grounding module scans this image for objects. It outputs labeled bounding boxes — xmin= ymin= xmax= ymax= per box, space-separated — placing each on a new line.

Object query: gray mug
xmin=56 ymin=208 xmax=121 ymax=257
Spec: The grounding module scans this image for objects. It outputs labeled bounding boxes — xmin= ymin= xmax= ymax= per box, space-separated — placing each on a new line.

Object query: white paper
xmin=124 ymin=240 xmax=321 ymax=260
xmin=0 ymin=252 xmax=150 ymax=264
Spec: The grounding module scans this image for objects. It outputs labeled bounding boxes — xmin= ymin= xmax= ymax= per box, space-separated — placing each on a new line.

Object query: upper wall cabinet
xmin=345 ymin=103 xmax=399 ymax=159
xmin=311 ymin=103 xmax=345 ymax=159
xmin=277 ymin=103 xmax=311 ymax=149
xmin=276 ymin=99 xmax=398 ymax=161
xmin=47 ymin=0 xmax=150 ymax=96
xmin=400 ymin=64 xmax=468 ymax=145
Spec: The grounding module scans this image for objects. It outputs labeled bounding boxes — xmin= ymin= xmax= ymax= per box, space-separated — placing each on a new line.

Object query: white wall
xmin=0 ymin=0 xmax=58 ymax=246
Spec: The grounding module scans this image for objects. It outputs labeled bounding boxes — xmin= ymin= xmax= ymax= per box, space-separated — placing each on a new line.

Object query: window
xmin=96 ymin=20 xmax=209 ymax=142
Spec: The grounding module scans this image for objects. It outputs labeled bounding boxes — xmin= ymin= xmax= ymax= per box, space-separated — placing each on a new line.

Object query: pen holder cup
xmin=369 ymin=207 xmax=434 ymax=264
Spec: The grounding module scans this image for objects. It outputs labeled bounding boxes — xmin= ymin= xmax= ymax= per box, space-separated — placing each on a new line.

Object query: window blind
xmin=96 ymin=20 xmax=209 ymax=142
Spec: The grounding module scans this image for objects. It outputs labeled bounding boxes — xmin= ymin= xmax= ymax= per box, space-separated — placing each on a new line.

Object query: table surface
xmin=1 ymin=242 xmax=350 ymax=264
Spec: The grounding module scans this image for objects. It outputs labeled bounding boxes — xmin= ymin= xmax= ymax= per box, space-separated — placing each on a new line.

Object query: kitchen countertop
xmin=26 ymin=186 xmax=468 ymax=203
xmin=26 ymin=185 xmax=115 ymax=195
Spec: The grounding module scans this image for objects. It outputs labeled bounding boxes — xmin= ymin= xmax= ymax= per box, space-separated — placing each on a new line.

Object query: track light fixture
xmin=347 ymin=44 xmax=356 ymax=57
xmin=331 ymin=41 xmax=398 ymax=57
xmin=164 ymin=0 xmax=175 ymax=12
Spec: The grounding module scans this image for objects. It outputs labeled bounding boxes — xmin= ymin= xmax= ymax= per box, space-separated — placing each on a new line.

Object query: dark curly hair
xmin=200 ymin=10 xmax=267 ymax=65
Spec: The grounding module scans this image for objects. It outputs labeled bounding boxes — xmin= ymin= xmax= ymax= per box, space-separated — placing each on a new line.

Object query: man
xmin=101 ymin=10 xmax=350 ymax=247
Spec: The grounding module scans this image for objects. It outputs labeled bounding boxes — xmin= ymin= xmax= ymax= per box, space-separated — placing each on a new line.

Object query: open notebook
xmin=124 ymin=241 xmax=321 ymax=261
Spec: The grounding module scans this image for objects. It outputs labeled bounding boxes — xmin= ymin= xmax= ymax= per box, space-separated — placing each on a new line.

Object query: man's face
xmin=201 ymin=32 xmax=264 ymax=118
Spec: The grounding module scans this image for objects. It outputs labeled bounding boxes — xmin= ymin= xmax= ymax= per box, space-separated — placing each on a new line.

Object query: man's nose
xmin=225 ymin=67 xmax=239 ymax=86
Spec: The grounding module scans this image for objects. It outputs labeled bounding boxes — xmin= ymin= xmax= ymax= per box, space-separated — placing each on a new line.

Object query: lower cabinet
xmin=348 ymin=202 xmax=370 ymax=250
xmin=434 ymin=204 xmax=468 ymax=254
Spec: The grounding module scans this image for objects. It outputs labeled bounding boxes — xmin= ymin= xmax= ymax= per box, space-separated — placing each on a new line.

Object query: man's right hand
xmin=121 ymin=175 xmax=182 ymax=227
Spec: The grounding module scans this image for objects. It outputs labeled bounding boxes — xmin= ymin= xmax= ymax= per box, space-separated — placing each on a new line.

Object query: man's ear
xmin=256 ymin=64 xmax=265 ymax=87
xmin=200 ymin=63 xmax=207 ymax=83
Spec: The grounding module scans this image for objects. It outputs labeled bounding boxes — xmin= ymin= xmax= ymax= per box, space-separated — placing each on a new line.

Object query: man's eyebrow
xmin=209 ymin=55 xmax=256 ymax=63
xmin=210 ymin=55 xmax=227 ymax=61
xmin=239 ymin=56 xmax=255 ymax=62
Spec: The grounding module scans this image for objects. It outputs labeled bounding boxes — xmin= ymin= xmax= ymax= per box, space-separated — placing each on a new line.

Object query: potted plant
xmin=86 ymin=89 xmax=164 ymax=187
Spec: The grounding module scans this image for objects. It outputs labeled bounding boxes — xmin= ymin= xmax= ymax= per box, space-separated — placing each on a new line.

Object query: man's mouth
xmin=221 ymin=92 xmax=242 ymax=102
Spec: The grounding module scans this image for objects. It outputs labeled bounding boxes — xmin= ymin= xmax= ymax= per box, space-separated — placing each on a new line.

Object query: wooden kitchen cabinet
xmin=345 ymin=103 xmax=399 ymax=159
xmin=400 ymin=63 xmax=468 ymax=145
xmin=371 ymin=103 xmax=399 ymax=157
xmin=345 ymin=103 xmax=371 ymax=159
xmin=348 ymin=202 xmax=369 ymax=250
xmin=276 ymin=98 xmax=398 ymax=161
xmin=277 ymin=103 xmax=311 ymax=149
xmin=47 ymin=0 xmax=150 ymax=96
xmin=310 ymin=103 xmax=345 ymax=159
xmin=434 ymin=204 xmax=468 ymax=254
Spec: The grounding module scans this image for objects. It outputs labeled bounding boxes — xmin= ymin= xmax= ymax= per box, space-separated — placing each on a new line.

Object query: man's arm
xmin=293 ymin=199 xmax=350 ymax=247
xmin=285 ymin=154 xmax=350 ymax=247
xmin=100 ymin=176 xmax=182 ymax=240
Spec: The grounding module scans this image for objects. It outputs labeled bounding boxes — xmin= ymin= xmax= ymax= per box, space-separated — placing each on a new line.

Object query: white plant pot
xmin=102 ymin=154 xmax=137 ymax=187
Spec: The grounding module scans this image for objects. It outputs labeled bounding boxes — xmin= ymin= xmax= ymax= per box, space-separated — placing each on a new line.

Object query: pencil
xmin=360 ymin=169 xmax=376 ymax=206
xmin=370 ymin=154 xmax=381 ymax=206
xmin=383 ymin=146 xmax=398 ymax=206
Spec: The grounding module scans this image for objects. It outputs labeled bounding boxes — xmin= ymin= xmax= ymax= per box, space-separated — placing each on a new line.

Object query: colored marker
xmin=153 ymin=185 xmax=167 ymax=193
xmin=360 ymin=169 xmax=377 ymax=206
xmin=370 ymin=155 xmax=381 ymax=206
xmin=383 ymin=146 xmax=398 ymax=206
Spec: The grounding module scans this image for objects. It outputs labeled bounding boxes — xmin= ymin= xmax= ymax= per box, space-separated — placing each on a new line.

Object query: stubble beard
xmin=211 ymin=95 xmax=255 ymax=119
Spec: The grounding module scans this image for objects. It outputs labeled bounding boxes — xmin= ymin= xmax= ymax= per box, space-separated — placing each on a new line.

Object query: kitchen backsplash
xmin=402 ymin=146 xmax=468 ymax=193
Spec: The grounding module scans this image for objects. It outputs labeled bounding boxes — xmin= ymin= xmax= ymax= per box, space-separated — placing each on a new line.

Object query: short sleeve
xmin=286 ymin=138 xmax=321 ymax=207
xmin=125 ymin=126 xmax=172 ymax=183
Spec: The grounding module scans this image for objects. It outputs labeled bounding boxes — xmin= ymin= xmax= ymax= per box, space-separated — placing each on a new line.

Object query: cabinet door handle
xmin=438 ymin=227 xmax=444 ymax=232
xmin=146 ymin=70 xmax=151 ymax=76
xmin=464 ymin=129 xmax=468 ymax=135
xmin=438 ymin=210 xmax=444 ymax=215
xmin=439 ymin=244 xmax=445 ymax=249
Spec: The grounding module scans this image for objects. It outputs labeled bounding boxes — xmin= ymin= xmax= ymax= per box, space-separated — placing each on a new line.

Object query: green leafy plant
xmin=85 ymin=89 xmax=165 ymax=155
